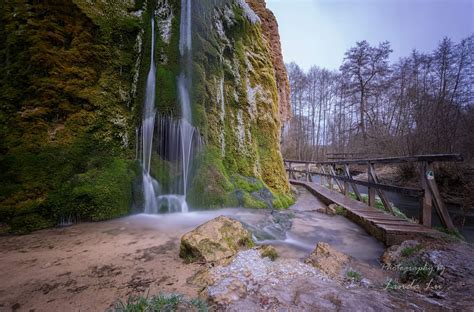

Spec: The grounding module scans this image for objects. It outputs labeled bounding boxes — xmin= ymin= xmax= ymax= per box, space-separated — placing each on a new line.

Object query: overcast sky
xmin=266 ymin=0 xmax=474 ymax=71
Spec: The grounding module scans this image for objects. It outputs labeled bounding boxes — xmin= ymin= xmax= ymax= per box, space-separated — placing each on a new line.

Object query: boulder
xmin=179 ymin=216 xmax=254 ymax=263
xmin=327 ymin=204 xmax=338 ymax=215
xmin=381 ymin=240 xmax=420 ymax=265
xmin=305 ymin=242 xmax=350 ymax=278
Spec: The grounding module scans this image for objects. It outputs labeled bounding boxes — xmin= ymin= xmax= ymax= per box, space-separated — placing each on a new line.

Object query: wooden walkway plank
xmin=290 ymin=179 xmax=439 ymax=246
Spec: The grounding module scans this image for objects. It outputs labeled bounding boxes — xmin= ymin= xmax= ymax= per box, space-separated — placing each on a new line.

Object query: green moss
xmin=272 ymin=193 xmax=295 ymax=209
xmin=9 ymin=213 xmax=53 ymax=235
xmin=187 ymin=147 xmax=237 ymax=208
xmin=260 ymin=245 xmax=278 ymax=261
xmin=231 ymin=174 xmax=264 ymax=193
xmin=335 ymin=206 xmax=348 ymax=216
xmin=71 ymin=158 xmax=135 ymax=221
xmin=242 ymin=192 xmax=267 ymax=209
xmin=238 ymin=235 xmax=255 ymax=248
xmin=0 ymin=1 xmax=142 ymax=231
xmin=150 ymin=153 xmax=174 ymax=192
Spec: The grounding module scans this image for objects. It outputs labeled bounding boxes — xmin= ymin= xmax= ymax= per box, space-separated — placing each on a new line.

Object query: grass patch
xmin=401 ymin=245 xmax=423 ymax=257
xmin=435 ymin=226 xmax=465 ymax=241
xmin=110 ymin=293 xmax=209 ymax=312
xmin=398 ymin=258 xmax=435 ymax=283
xmin=346 ymin=270 xmax=362 ymax=281
xmin=383 ymin=278 xmax=400 ymax=292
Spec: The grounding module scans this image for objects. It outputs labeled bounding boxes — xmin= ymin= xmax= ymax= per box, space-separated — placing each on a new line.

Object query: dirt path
xmin=0 ymin=216 xmax=203 ymax=312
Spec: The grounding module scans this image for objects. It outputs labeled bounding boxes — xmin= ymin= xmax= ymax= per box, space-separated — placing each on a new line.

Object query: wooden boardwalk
xmin=290 ymin=179 xmax=440 ymax=246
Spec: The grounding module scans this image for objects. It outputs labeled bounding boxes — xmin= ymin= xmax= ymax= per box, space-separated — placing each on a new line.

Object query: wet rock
xmin=327 ymin=204 xmax=338 ymax=215
xmin=305 ymin=242 xmax=350 ymax=278
xmin=179 ymin=216 xmax=254 ymax=263
xmin=360 ymin=278 xmax=372 ymax=289
xmin=382 ymin=240 xmax=420 ymax=264
xmin=205 ymin=249 xmax=410 ymax=311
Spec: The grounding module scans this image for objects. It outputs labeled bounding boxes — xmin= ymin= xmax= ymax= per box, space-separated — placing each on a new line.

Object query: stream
xmin=0 ymin=187 xmax=384 ymax=311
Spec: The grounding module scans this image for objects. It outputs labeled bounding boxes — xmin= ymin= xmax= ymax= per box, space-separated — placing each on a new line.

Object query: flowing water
xmin=141 ymin=18 xmax=160 ymax=214
xmin=140 ymin=1 xmax=201 ymax=214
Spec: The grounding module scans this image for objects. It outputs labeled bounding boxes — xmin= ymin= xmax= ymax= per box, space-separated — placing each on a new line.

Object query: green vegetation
xmin=383 ymin=278 xmax=400 ymax=292
xmin=401 ymin=245 xmax=423 ymax=257
xmin=398 ymin=257 xmax=439 ymax=284
xmin=186 ymin=1 xmax=293 ymax=209
xmin=272 ymin=193 xmax=295 ymax=209
xmin=435 ymin=226 xmax=465 ymax=241
xmin=0 ymin=0 xmax=294 ymax=233
xmin=335 ymin=205 xmax=348 ymax=216
xmin=70 ymin=158 xmax=136 ymax=221
xmin=261 ymin=246 xmax=279 ymax=261
xmin=111 ymin=293 xmax=208 ymax=312
xmin=238 ymin=235 xmax=256 ymax=249
xmin=0 ymin=1 xmax=143 ymax=233
xmin=346 ymin=270 xmax=362 ymax=282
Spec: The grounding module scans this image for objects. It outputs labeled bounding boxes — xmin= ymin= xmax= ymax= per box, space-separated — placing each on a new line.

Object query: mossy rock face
xmin=185 ymin=1 xmax=293 ymax=209
xmin=0 ymin=0 xmax=294 ymax=233
xmin=179 ymin=216 xmax=254 ymax=263
xmin=0 ymin=1 xmax=145 ymax=232
xmin=9 ymin=213 xmax=54 ymax=235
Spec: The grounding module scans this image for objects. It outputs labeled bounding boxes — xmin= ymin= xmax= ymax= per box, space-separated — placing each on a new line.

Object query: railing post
xmin=319 ymin=165 xmax=325 ymax=186
xmin=343 ymin=169 xmax=349 ymax=197
xmin=308 ymin=164 xmax=313 ymax=182
xmin=368 ymin=163 xmax=395 ymax=214
xmin=368 ymin=162 xmax=376 ymax=207
xmin=329 ymin=164 xmax=344 ymax=193
xmin=420 ymin=161 xmax=432 ymax=227
xmin=344 ymin=164 xmax=361 ymax=200
xmin=305 ymin=163 xmax=309 ymax=182
xmin=424 ymin=162 xmax=455 ymax=230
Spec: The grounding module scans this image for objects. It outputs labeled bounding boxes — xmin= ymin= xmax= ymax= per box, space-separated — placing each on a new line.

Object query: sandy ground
xmin=0 ymin=188 xmax=385 ymax=312
xmin=0 ymin=216 xmax=204 ymax=312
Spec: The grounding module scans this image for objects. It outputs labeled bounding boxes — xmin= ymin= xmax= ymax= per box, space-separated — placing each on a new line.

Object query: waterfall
xmin=154 ymin=0 xmax=202 ymax=210
xmin=141 ymin=18 xmax=160 ymax=214
xmin=140 ymin=1 xmax=201 ymax=214
xmin=179 ymin=0 xmax=192 ymax=57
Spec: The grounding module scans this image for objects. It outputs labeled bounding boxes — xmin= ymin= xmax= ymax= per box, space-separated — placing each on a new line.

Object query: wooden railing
xmin=284 ymin=154 xmax=463 ymax=230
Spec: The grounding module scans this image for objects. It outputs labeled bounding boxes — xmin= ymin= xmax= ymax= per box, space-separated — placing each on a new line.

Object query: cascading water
xmin=141 ymin=18 xmax=160 ymax=214
xmin=145 ymin=0 xmax=202 ymax=214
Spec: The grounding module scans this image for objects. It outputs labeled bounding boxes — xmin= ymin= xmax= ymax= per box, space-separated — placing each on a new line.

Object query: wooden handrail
xmin=286 ymin=169 xmax=424 ymax=197
xmin=284 ymin=154 xmax=463 ymax=165
xmin=284 ymin=154 xmax=461 ymax=230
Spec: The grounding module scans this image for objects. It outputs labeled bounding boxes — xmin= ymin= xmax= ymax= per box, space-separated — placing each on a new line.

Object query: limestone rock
xmin=245 ymin=0 xmax=291 ymax=123
xmin=179 ymin=216 xmax=254 ymax=263
xmin=205 ymin=249 xmax=415 ymax=311
xmin=305 ymin=242 xmax=350 ymax=278
xmin=381 ymin=240 xmax=420 ymax=265
xmin=327 ymin=204 xmax=338 ymax=215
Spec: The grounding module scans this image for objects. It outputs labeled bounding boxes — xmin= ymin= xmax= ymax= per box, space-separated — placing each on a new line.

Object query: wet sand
xmin=0 ymin=188 xmax=384 ymax=311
